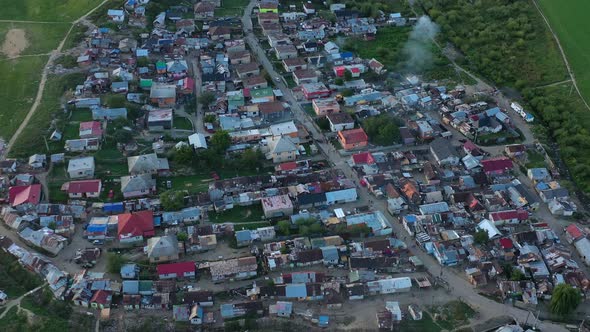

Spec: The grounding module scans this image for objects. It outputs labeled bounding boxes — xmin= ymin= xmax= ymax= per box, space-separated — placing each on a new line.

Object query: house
xmin=79 ymin=121 xmax=103 ymax=139
xmin=258 ymin=101 xmax=287 ymax=122
xmin=320 ymin=246 xmax=339 ymax=265
xmin=92 ymin=107 xmax=127 ymax=120
xmin=368 ymin=58 xmax=385 ymax=74
xmin=176 ymin=19 xmax=195 ymax=33
xmin=107 ymin=9 xmax=125 ymax=22
xmin=167 ymin=60 xmax=188 ymax=78
xmin=313 ymin=98 xmax=340 ymax=117
xmin=0 ymin=159 xmax=17 ymax=173
xmin=258 ymin=12 xmax=279 ymax=24
xmin=301 ymin=82 xmax=331 ymax=100
xmin=267 ymin=135 xmax=298 ymax=163
xmin=90 ymin=290 xmax=112 ymax=309
xmin=8 ymin=184 xmax=42 ymax=207
xmin=157 ymin=262 xmax=195 ymax=279
xmin=326 ymin=188 xmax=357 ymax=205
xmin=261 ymin=22 xmax=281 ymax=35
xmin=228 ymin=50 xmax=251 ymax=65
xmin=120 ymin=264 xmax=139 ymax=279
xmin=147 ymin=109 xmax=173 ymax=130
xmin=488 ymin=209 xmax=528 ymax=226
xmin=259 ymin=2 xmax=278 ymax=13
xmin=261 ymin=194 xmax=293 ymax=218
xmin=302 ymin=2 xmax=315 ymax=14
xmin=269 ymin=121 xmax=298 ymax=137
xmin=209 ymin=256 xmax=258 ymax=282
xmin=235 ymin=62 xmax=260 ymax=78
xmin=67 ymin=157 xmax=95 ymax=179
xmin=62 ymin=179 xmax=101 ymax=198
xmin=147 ymin=235 xmax=180 ymax=263
xmin=574 ymin=238 xmax=590 ymax=266
xmin=527 ymin=168 xmax=551 ymax=182
xmin=28 ymin=154 xmax=46 ymax=169
xmin=111 ymin=81 xmax=129 ymax=93
xmin=269 ymin=301 xmax=293 ymax=318
xmin=324 ymin=41 xmax=339 ymax=54
xmin=117 ymin=210 xmax=155 ymax=243
xmin=194 ymin=1 xmax=215 ymax=19
xmin=128 ymin=153 xmax=170 ymax=175
xmin=150 ymin=84 xmax=176 ymax=107
xmin=235 ymin=230 xmax=253 ymax=247
xmin=338 ymin=128 xmax=368 ymax=150
xmin=481 ymin=158 xmax=513 ymax=175
xmin=208 ymin=26 xmax=231 ymax=41
xmin=282 ymin=58 xmax=307 ymax=72
xmin=275 ymin=45 xmax=298 ymax=60
xmin=188 ymin=133 xmax=208 ymax=149
xmin=429 ymin=138 xmax=459 ymax=166
xmin=243 ymin=75 xmax=268 ymax=89
xmin=250 ymin=87 xmax=275 ymax=103
xmin=64 ymin=138 xmax=100 ymax=152
xmin=292 ymin=69 xmax=318 ymax=85
xmin=327 ymin=113 xmax=354 ymax=132
xmin=505 ymin=144 xmax=527 ymax=158
xmin=121 ymin=174 xmax=156 ymax=198
xmin=180 ymin=290 xmax=214 ymax=307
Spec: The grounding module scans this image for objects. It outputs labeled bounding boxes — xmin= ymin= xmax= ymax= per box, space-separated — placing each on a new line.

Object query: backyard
xmin=208 ymin=205 xmax=265 ymax=223
xmin=215 ymin=0 xmax=249 ymax=17
xmin=173 ymin=115 xmax=193 ymax=130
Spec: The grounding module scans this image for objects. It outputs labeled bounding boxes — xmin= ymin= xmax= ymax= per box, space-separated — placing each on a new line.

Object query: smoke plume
xmin=403 ymin=15 xmax=440 ymax=72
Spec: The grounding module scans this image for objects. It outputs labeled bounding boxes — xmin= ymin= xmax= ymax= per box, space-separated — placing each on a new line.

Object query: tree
xmin=550 ymin=284 xmax=581 ymax=317
xmin=509 ymin=269 xmax=526 ymax=281
xmin=344 ymin=70 xmax=353 ymax=81
xmin=362 ymin=115 xmax=402 ymax=146
xmin=334 ymin=78 xmax=344 ymax=86
xmin=107 ymin=253 xmax=125 ymax=274
xmin=199 ymin=92 xmax=216 ymax=108
xmin=173 ymin=145 xmax=195 ymax=165
xmin=240 ymin=148 xmax=263 ymax=170
xmin=210 ymin=130 xmax=231 ymax=152
xmin=177 ymin=232 xmax=188 ymax=242
xmin=48 ymin=221 xmax=57 ymax=230
xmin=113 ymin=129 xmax=133 ymax=143
xmin=204 ymin=114 xmax=217 ymax=123
xmin=473 ymin=229 xmax=489 ymax=245
xmin=160 ymin=190 xmax=185 ymax=211
xmin=277 ymin=220 xmax=291 ymax=236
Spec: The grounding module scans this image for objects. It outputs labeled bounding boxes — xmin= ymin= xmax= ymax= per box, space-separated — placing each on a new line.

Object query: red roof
xmin=157 ymin=262 xmax=195 ymax=276
xmin=490 ymin=209 xmax=528 ymax=221
xmin=79 ymin=121 xmax=103 ymax=138
xmin=481 ymin=157 xmax=513 ymax=173
xmin=8 ymin=184 xmax=41 ymax=206
xmin=65 ymin=179 xmax=101 ymax=194
xmin=351 ymin=152 xmax=375 ymax=165
xmin=339 ymin=128 xmax=368 ymax=144
xmin=90 ymin=290 xmax=111 ymax=304
xmin=279 ymin=161 xmax=297 ymax=171
xmin=566 ymin=224 xmax=583 ymax=240
xmin=499 ymin=238 xmax=513 ymax=249
xmin=118 ymin=210 xmax=155 ymax=239
xmin=350 ymin=67 xmax=360 ymax=73
xmin=463 ymin=140 xmax=478 ymax=152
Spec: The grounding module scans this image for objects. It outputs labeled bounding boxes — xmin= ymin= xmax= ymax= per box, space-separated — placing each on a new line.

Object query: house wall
xmin=339 ymin=138 xmax=367 ymax=151
xmin=263 ymin=206 xmax=294 ymax=218
xmin=272 ymin=151 xmax=296 ymax=163
xmin=330 ymin=122 xmax=354 ymax=132
xmin=149 ymin=253 xmax=179 ymax=263
xmin=69 ymin=168 xmax=95 ymax=179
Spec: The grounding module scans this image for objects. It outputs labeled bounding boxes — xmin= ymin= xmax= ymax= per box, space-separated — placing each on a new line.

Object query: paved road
xmin=189 ymin=56 xmax=209 ymax=136
xmin=241 ymin=1 xmax=568 ymax=330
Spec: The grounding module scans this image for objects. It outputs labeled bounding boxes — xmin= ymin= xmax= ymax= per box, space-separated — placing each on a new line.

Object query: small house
xmin=67 ymin=157 xmax=95 ymax=179
xmin=338 ymin=128 xmax=368 ymax=150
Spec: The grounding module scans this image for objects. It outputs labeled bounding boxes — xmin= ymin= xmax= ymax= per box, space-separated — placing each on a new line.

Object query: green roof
xmin=139 ymin=280 xmax=153 ymax=291
xmin=250 ymin=87 xmax=274 ymax=99
xmin=140 ymin=79 xmax=153 ymax=88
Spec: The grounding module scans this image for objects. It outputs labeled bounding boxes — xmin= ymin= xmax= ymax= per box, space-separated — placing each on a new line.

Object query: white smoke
xmin=403 ymin=15 xmax=440 ymax=72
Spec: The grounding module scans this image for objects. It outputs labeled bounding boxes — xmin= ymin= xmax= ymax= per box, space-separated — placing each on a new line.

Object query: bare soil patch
xmin=2 ymin=29 xmax=28 ymax=58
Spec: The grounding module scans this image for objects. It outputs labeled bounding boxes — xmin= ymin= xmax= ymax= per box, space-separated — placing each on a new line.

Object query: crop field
xmin=537 ymin=0 xmax=590 ymax=102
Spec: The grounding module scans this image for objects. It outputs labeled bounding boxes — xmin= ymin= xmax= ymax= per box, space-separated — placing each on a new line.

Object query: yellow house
xmin=259 ymin=2 xmax=278 ymax=13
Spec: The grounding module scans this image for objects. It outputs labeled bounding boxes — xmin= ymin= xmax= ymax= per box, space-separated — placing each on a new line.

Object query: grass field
xmin=215 ymin=0 xmax=249 ymax=17
xmin=208 ymin=205 xmax=265 ymax=223
xmin=0 ymin=0 xmax=103 ymax=22
xmin=537 ymin=0 xmax=590 ymax=101
xmin=173 ymin=115 xmax=193 ymax=130
xmin=0 ymin=22 xmax=70 ymax=57
xmin=0 ymin=56 xmax=47 ymax=142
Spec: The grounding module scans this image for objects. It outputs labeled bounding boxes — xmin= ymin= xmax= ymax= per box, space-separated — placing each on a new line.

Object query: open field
xmin=208 ymin=205 xmax=265 ymax=223
xmin=0 ymin=22 xmax=70 ymax=58
xmin=537 ymin=0 xmax=590 ymax=101
xmin=343 ymin=27 xmax=411 ymax=70
xmin=0 ymin=56 xmax=47 ymax=142
xmin=215 ymin=0 xmax=249 ymax=17
xmin=0 ymin=0 xmax=102 ymax=22
xmin=173 ymin=115 xmax=193 ymax=130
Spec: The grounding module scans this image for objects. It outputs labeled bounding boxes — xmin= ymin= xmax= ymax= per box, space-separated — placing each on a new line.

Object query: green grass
xmin=0 ymin=250 xmax=43 ymax=298
xmin=69 ymin=109 xmax=92 ymax=122
xmin=399 ymin=312 xmax=442 ymax=332
xmin=0 ymin=56 xmax=47 ymax=142
xmin=537 ymin=0 xmax=590 ymax=100
xmin=47 ymin=165 xmax=69 ymax=202
xmin=526 ymin=150 xmax=547 ymax=169
xmin=233 ymin=221 xmax=272 ymax=230
xmin=215 ymin=0 xmax=249 ymax=17
xmin=9 ymin=72 xmax=85 ymax=157
xmin=62 ymin=23 xmax=87 ymax=50
xmin=343 ymin=27 xmax=411 ymax=70
xmin=0 ymin=0 xmax=103 ymax=22
xmin=159 ymin=174 xmax=212 ymax=193
xmin=0 ymin=22 xmax=70 ymax=57
xmin=53 ymin=54 xmax=78 ymax=68
xmin=173 ymin=115 xmax=193 ymax=130
xmin=208 ymin=204 xmax=265 ymax=223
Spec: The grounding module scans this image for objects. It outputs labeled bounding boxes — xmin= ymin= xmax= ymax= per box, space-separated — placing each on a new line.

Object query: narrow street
xmin=241 ymin=1 xmax=567 ymax=330
xmin=189 ymin=57 xmax=208 ymax=136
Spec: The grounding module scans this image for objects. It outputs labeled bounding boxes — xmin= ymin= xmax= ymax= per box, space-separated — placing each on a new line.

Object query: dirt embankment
xmin=1 ymin=28 xmax=28 ymax=58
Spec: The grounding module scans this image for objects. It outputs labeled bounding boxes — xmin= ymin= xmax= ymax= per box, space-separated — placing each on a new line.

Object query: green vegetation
xmin=46 ymin=166 xmax=68 ymax=203
xmin=198 ymin=91 xmax=216 ymax=109
xmin=173 ymin=115 xmax=193 ymax=130
xmin=10 ymin=72 xmax=85 ymax=157
xmin=537 ymin=0 xmax=590 ymax=99
xmin=208 ymin=205 xmax=265 ymax=223
xmin=399 ymin=312 xmax=442 ymax=332
xmin=62 ymin=23 xmax=87 ymax=50
xmin=0 ymin=22 xmax=70 ymax=57
xmin=0 ymin=56 xmax=47 ymax=142
xmin=419 ymin=0 xmax=590 ymax=193
xmin=429 ymin=300 xmax=476 ymax=331
xmin=107 ymin=252 xmax=125 ymax=274
xmin=53 ymin=54 xmax=78 ymax=68
xmin=473 ymin=229 xmax=488 ymax=245
xmin=160 ymin=190 xmax=186 ymax=211
xmin=343 ymin=27 xmax=410 ymax=70
xmin=215 ymin=0 xmax=249 ymax=17
xmin=362 ymin=115 xmax=403 ymax=146
xmin=550 ymin=283 xmax=581 ymax=317
xmin=0 ymin=249 xmax=42 ymax=297
xmin=526 ymin=150 xmax=547 ymax=169
xmin=0 ymin=0 xmax=102 ymax=22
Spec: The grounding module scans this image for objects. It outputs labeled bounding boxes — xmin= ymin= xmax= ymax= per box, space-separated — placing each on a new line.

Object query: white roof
xmin=269 ymin=121 xmax=297 ymax=136
xmin=476 ymin=219 xmax=501 ymax=239
xmin=334 ymin=208 xmax=345 ymax=219
xmin=188 ymin=133 xmax=208 ymax=149
xmin=68 ymin=157 xmax=95 ymax=171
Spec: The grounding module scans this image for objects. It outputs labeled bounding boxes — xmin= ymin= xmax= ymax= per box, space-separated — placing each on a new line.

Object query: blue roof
xmin=236 ymin=230 xmax=252 ymax=242
xmin=285 ymin=284 xmax=307 ymax=298
xmin=120 ymin=264 xmax=137 ymax=276
xmin=220 ymin=304 xmax=235 ymax=318
xmin=320 ymin=246 xmax=339 ymax=261
xmin=153 ymin=216 xmax=161 ymax=227
xmin=122 ymin=280 xmax=139 ymax=294
xmin=485 ymin=107 xmax=501 ymax=117
xmin=404 ymin=214 xmax=417 ymax=223
xmin=402 ymin=94 xmax=420 ymax=104
xmin=325 ymin=188 xmax=357 ymax=203
xmin=536 ymin=182 xmax=550 ymax=191
xmin=103 ymin=202 xmax=124 ymax=212
xmin=319 ymin=315 xmax=329 ymax=326
xmin=340 ymin=51 xmax=353 ymax=58
xmin=87 ymin=224 xmax=107 ymax=233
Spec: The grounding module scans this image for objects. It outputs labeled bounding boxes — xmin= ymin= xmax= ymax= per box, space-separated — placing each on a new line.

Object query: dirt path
xmin=0 ymin=284 xmax=45 ymax=319
xmin=533 ymin=79 xmax=573 ymax=89
xmin=1 ymin=29 xmax=28 ymax=58
xmin=531 ymin=0 xmax=590 ymax=111
xmin=2 ymin=0 xmax=109 ymax=158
